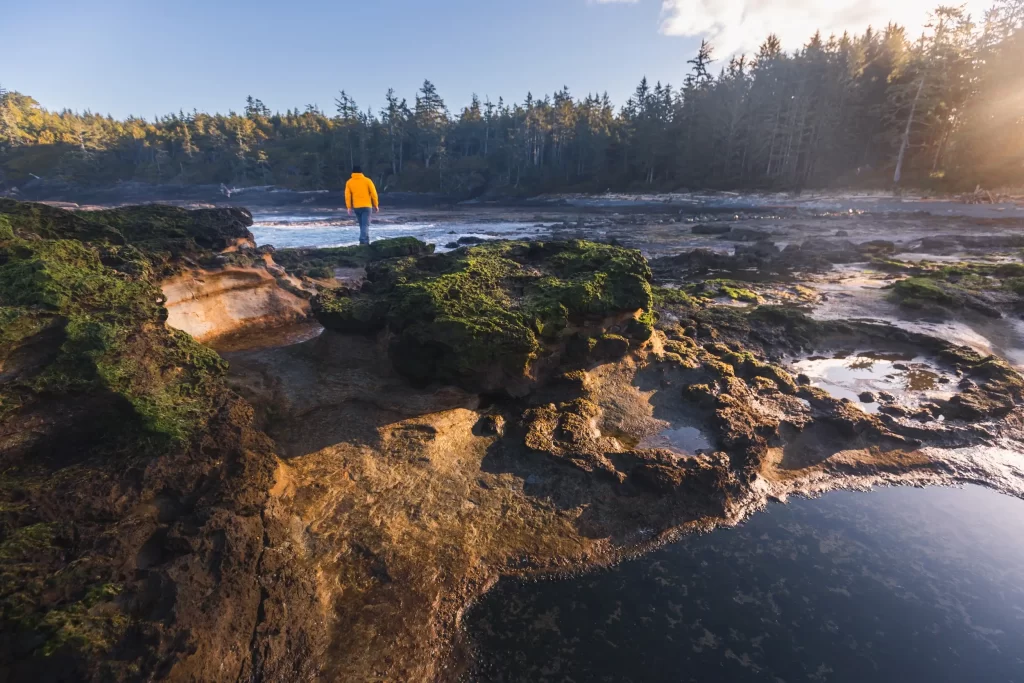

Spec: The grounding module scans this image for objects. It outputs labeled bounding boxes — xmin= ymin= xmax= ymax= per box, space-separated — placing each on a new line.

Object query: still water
xmin=791 ymin=351 xmax=956 ymax=414
xmin=465 ymin=485 xmax=1024 ymax=683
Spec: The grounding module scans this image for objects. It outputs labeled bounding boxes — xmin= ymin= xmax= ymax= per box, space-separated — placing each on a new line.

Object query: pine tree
xmin=3 ymin=13 xmax=1024 ymax=194
xmin=415 ymin=80 xmax=448 ymax=168
xmin=0 ymin=84 xmax=19 ymax=150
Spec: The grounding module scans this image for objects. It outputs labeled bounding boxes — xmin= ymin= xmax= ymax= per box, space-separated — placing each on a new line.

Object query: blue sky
xmin=3 ymin=0 xmax=984 ymax=119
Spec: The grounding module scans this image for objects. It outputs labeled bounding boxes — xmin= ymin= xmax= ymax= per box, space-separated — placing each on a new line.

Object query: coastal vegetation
xmin=1 ymin=1 xmax=1022 ymax=195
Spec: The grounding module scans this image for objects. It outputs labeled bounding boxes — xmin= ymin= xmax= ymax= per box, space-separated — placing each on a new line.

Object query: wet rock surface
xmin=4 ymin=198 xmax=1024 ymax=682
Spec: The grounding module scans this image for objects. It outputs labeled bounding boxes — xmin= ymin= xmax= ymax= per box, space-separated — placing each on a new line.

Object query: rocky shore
xmin=2 ymin=199 xmax=1024 ymax=682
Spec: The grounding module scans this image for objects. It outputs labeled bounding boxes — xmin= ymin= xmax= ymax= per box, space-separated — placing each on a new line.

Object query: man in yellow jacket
xmin=345 ymin=166 xmax=380 ymax=245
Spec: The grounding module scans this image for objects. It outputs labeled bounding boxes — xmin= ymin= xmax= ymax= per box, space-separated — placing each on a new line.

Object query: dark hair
xmin=352 ymin=165 xmax=362 ymax=174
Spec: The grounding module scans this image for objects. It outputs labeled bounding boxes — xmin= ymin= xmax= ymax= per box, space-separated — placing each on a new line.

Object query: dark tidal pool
xmin=464 ymin=485 xmax=1024 ymax=683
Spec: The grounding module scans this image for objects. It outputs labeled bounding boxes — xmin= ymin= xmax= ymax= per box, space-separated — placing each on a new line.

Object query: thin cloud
xmin=660 ymin=0 xmax=991 ymax=54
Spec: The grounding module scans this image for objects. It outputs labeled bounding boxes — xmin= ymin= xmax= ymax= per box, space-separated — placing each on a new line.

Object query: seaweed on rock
xmin=0 ymin=199 xmax=255 ymax=277
xmin=0 ymin=202 xmax=306 ymax=681
xmin=313 ymin=239 xmax=655 ymax=392
xmin=886 ymin=260 xmax=1024 ymax=318
xmin=270 ymin=236 xmax=435 ymax=278
xmin=0 ymin=212 xmax=226 ymax=444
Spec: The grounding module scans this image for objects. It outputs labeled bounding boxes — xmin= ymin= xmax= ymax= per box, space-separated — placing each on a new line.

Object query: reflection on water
xmin=465 ymin=485 xmax=1024 ymax=683
xmin=808 ymin=269 xmax=1024 ymax=371
xmin=211 ymin=321 xmax=323 ymax=354
xmin=637 ymin=425 xmax=712 ymax=455
xmin=791 ymin=352 xmax=954 ymax=413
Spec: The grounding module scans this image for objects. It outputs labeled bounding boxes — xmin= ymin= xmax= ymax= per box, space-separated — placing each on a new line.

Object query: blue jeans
xmin=354 ymin=208 xmax=371 ymax=245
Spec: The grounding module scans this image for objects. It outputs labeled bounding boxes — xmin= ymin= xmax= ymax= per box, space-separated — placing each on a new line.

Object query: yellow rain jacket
xmin=345 ymin=173 xmax=379 ymax=210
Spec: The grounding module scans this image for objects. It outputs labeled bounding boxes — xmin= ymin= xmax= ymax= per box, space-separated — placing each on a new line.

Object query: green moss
xmin=663 ymin=339 xmax=696 ymax=356
xmin=684 ymin=279 xmax=760 ymax=304
xmin=315 ymin=292 xmax=392 ymax=333
xmin=0 ymin=201 xmax=249 ymax=669
xmin=890 ymin=277 xmax=957 ymax=307
xmin=751 ymin=363 xmax=799 ymax=395
xmin=719 ymin=285 xmax=760 ymax=303
xmin=0 ymin=215 xmax=13 ymax=241
xmin=721 ymin=350 xmax=757 ymax=369
xmin=685 ymin=383 xmax=718 ymax=409
xmin=1004 ymin=277 xmax=1024 ymax=295
xmin=869 ymin=257 xmax=919 ymax=273
xmin=887 ymin=260 xmax=1024 ymax=313
xmin=625 ymin=310 xmax=656 ymax=342
xmin=705 ymin=360 xmax=736 ymax=378
xmin=313 ymin=240 xmax=654 ymax=390
xmin=272 ymin=237 xmax=435 ymax=277
xmin=0 ymin=523 xmax=58 ymax=562
xmin=0 ymin=201 xmax=229 ymax=447
xmin=38 ymin=583 xmax=128 ymax=658
xmin=0 ymin=199 xmax=255 ymax=278
xmin=652 ymin=286 xmax=699 ymax=308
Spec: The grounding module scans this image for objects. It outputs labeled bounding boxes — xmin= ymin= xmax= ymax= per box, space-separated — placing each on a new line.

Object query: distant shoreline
xmin=6 ymin=182 xmax=1023 ymax=220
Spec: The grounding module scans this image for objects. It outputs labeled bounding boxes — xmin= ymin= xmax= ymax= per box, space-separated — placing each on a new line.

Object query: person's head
xmin=352 ymin=165 xmax=362 ymax=175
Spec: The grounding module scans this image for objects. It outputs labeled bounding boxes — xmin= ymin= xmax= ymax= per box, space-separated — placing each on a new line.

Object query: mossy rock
xmin=315 ymin=292 xmax=391 ymax=333
xmin=313 ymin=239 xmax=654 ymax=392
xmin=272 ymin=237 xmax=435 ymax=276
xmin=624 ymin=311 xmax=656 ymax=342
xmin=0 ymin=199 xmax=254 ymax=278
xmin=593 ymin=334 xmax=630 ymax=360
xmin=663 ymin=339 xmax=696 ymax=356
xmin=887 ymin=261 xmax=1024 ymax=317
xmin=0 ymin=200 xmax=229 ymax=447
xmin=890 ymin=277 xmax=956 ymax=306
xmin=652 ymin=285 xmax=700 ymax=309
xmin=0 ymin=200 xmax=253 ymax=673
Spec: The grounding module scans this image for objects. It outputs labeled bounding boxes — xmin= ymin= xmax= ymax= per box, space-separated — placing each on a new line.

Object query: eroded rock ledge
xmin=162 ymin=266 xmax=311 ymax=344
xmin=2 ymin=199 xmax=1024 ymax=683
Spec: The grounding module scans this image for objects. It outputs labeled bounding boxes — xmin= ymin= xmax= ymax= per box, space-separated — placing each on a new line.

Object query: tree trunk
xmin=894 ymin=77 xmax=925 ymax=186
xmin=932 ymin=124 xmax=951 ymax=173
xmin=389 ymin=122 xmax=397 ymax=175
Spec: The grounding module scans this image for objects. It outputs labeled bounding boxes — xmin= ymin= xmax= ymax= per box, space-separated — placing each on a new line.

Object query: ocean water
xmin=466 ymin=485 xmax=1024 ymax=683
xmin=249 ymin=212 xmax=551 ymax=250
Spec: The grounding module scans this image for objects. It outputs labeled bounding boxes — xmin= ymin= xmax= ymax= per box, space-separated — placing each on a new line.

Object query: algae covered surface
xmin=313 ymin=239 xmax=655 ymax=391
xmin=0 ymin=201 xmax=295 ymax=681
xmin=0 ymin=210 xmax=227 ymax=446
xmin=270 ymin=235 xmax=435 ymax=278
xmin=886 ymin=260 xmax=1024 ymax=318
